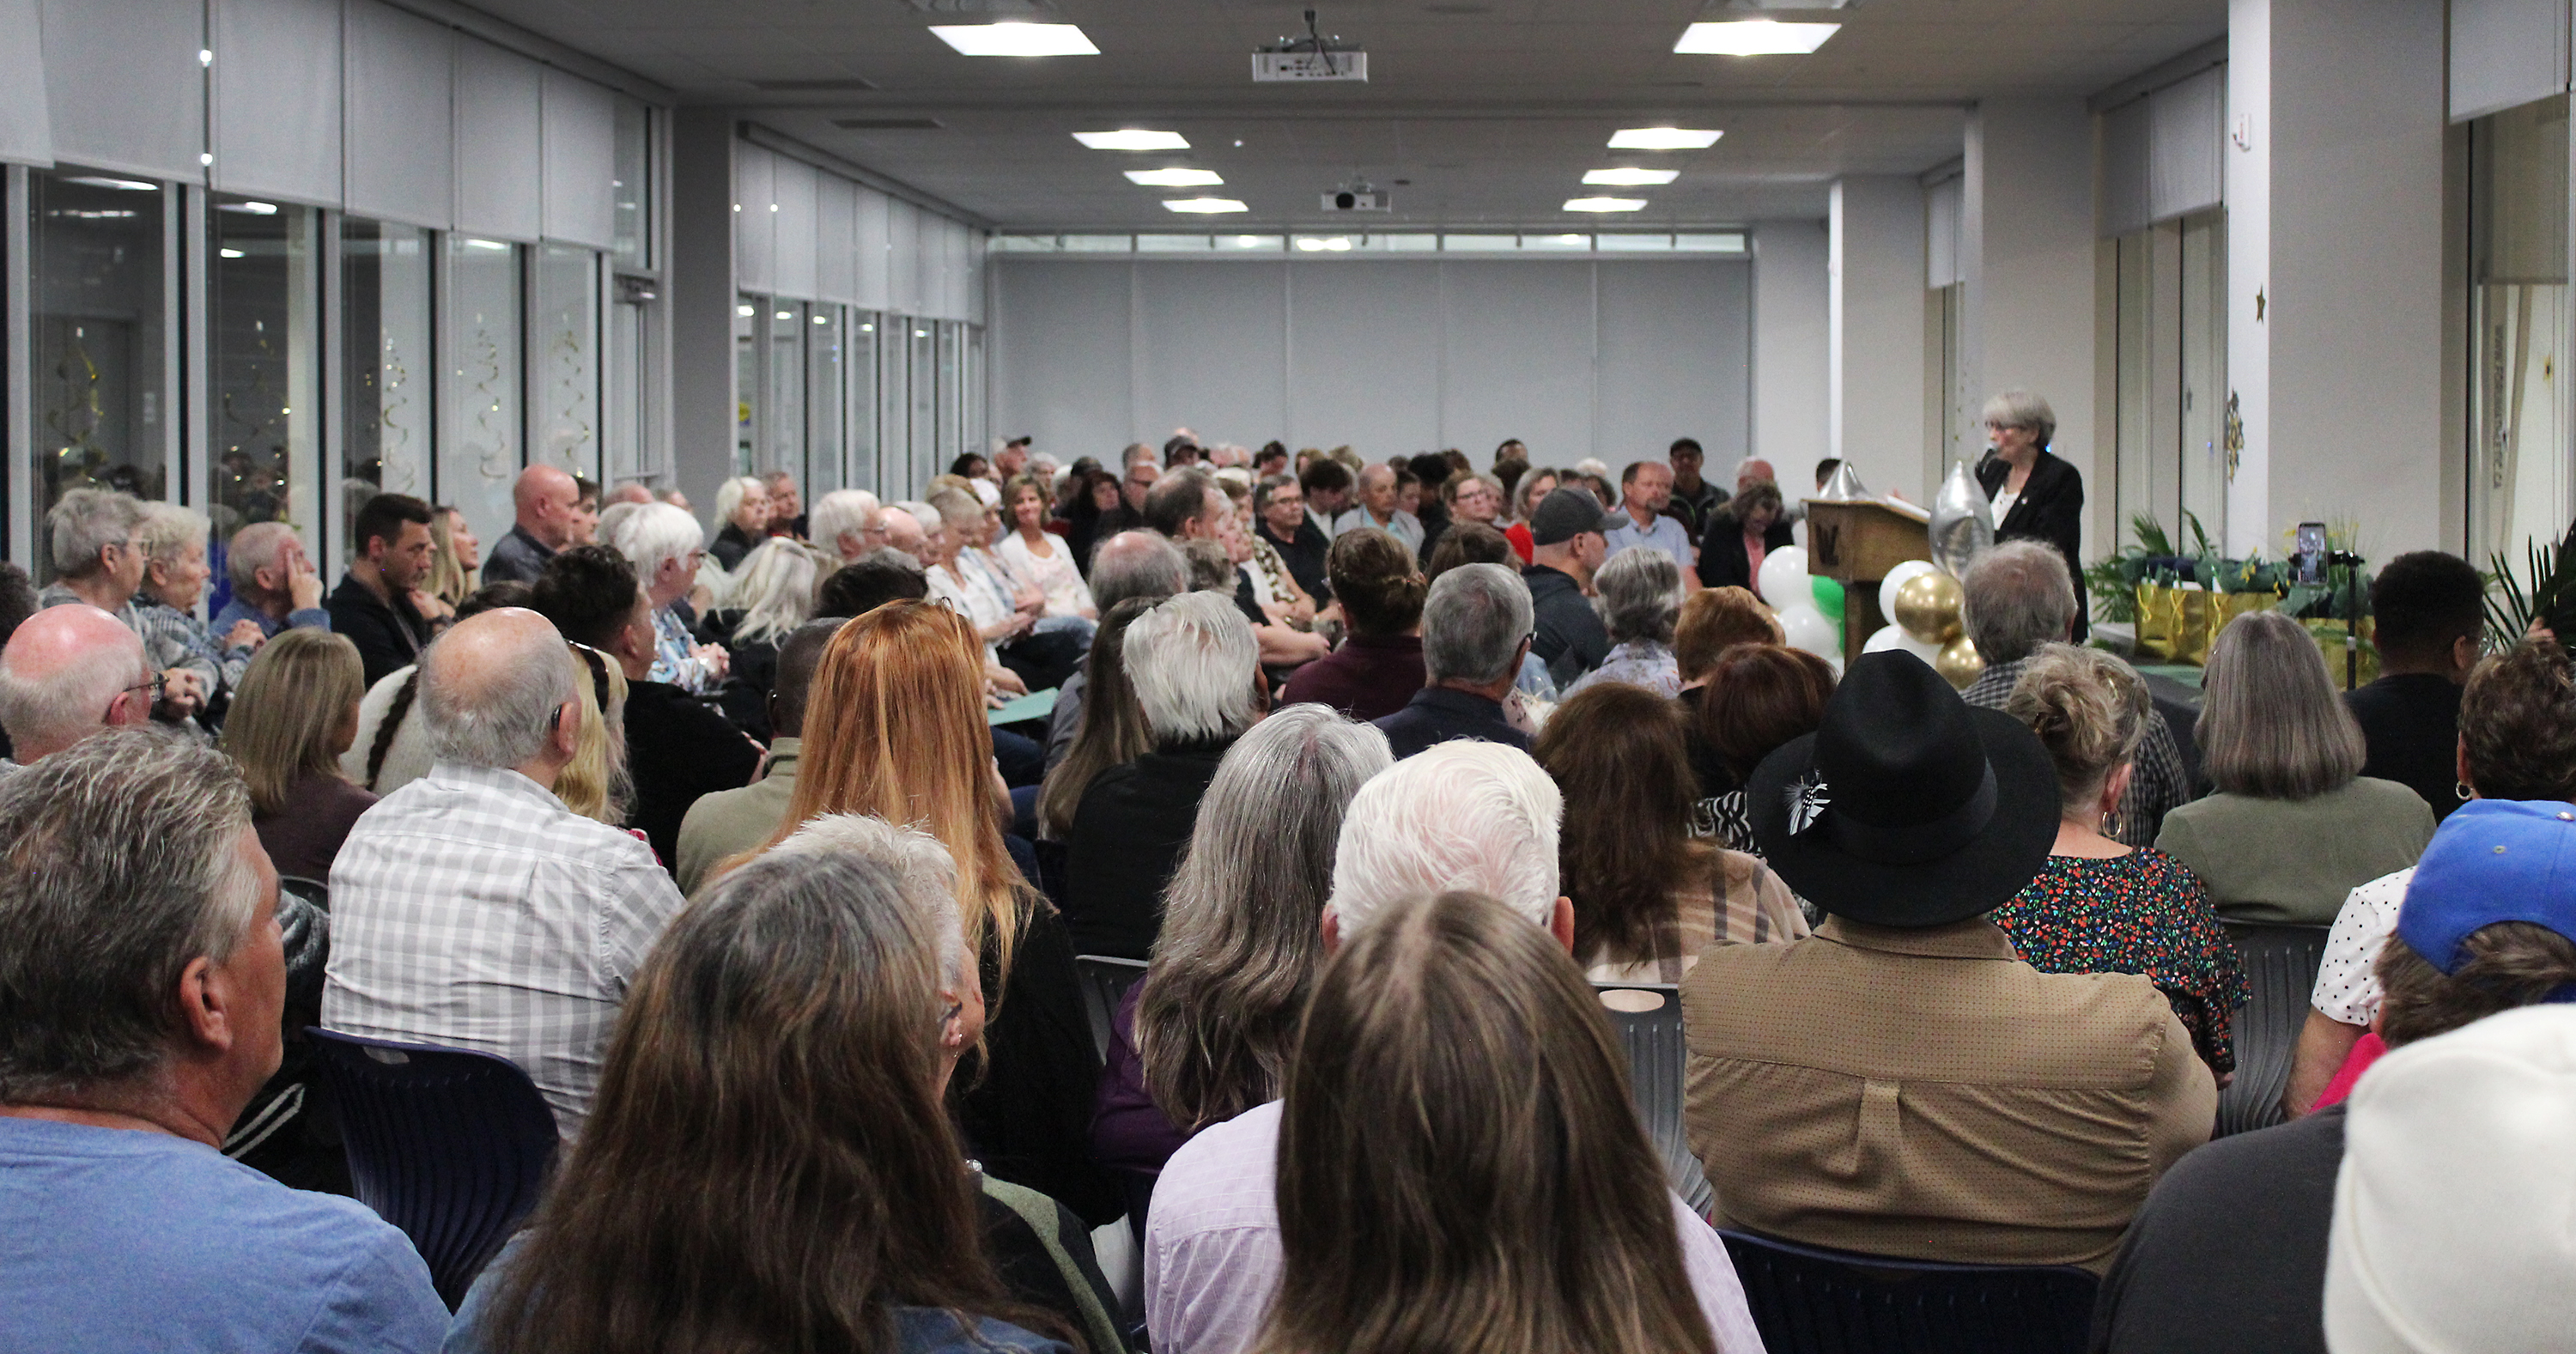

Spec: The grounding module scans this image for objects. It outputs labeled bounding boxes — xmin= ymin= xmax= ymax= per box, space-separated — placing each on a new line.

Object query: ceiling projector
xmin=1255 ymin=9 xmax=1366 ymax=82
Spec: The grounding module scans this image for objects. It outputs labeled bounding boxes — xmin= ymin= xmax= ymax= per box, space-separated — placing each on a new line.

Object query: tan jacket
xmin=1681 ymin=915 xmax=2215 ymax=1272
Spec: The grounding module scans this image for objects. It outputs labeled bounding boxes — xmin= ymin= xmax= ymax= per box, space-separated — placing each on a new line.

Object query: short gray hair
xmin=47 ymin=488 xmax=144 ymax=579
xmin=770 ymin=813 xmax=966 ymax=991
xmin=1127 ymin=591 xmax=1261 ymax=744
xmin=1981 ymin=389 xmax=2057 ymax=447
xmin=1963 ymin=540 xmax=2077 ymax=665
xmin=1330 ymin=740 xmax=1562 ymax=937
xmin=1592 ymin=548 xmax=1682 ymax=644
xmin=0 ymin=730 xmax=260 ymax=1100
xmin=1422 ymin=562 xmax=1534 ymax=685
xmin=2199 ymin=609 xmax=2366 ymax=800
xmin=0 ymin=608 xmax=148 ymax=754
xmin=133 ymin=502 xmax=210 ymax=566
xmin=228 ymin=520 xmax=301 ymax=595
xmin=808 ymin=489 xmax=879 ymax=556
xmin=1090 ymin=530 xmax=1189 ymax=612
xmin=416 ymin=619 xmax=580 ymax=769
xmin=607 ymin=501 xmax=702 ymax=583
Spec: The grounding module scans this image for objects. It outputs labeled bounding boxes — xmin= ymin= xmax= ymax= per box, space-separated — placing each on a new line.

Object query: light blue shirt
xmin=214 ymin=593 xmax=333 ymax=640
xmin=0 ymin=1116 xmax=447 ymax=1353
xmin=1604 ymin=506 xmax=1695 ymax=573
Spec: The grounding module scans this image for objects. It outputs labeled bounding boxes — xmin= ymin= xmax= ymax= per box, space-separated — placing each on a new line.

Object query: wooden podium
xmin=1805 ymin=500 xmax=1932 ymax=659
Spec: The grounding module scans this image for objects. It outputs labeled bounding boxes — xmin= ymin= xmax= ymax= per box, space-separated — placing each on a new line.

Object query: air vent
xmin=754 ymin=77 xmax=882 ymax=91
xmin=831 ymin=117 xmax=949 ymax=131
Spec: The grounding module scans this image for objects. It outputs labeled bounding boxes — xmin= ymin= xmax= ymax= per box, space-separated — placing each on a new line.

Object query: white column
xmin=1829 ymin=176 xmax=1928 ymax=499
xmin=1753 ymin=217 xmax=1830 ymax=483
xmin=1960 ymin=99 xmax=2099 ymax=561
xmin=2231 ymin=0 xmax=2447 ymax=557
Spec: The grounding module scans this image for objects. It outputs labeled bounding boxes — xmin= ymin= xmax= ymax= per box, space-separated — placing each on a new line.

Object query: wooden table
xmin=1804 ymin=499 xmax=1933 ymax=659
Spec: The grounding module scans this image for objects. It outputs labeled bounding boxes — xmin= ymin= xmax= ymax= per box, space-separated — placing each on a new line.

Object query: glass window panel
xmin=1059 ymin=234 xmax=1133 ymax=252
xmin=1377 ymin=233 xmax=1439 ymax=252
xmin=1595 ymin=233 xmax=1674 ymax=252
xmin=965 ymin=325 xmax=984 ymax=471
xmin=211 ymin=197 xmax=322 ymax=568
xmin=1137 ymin=234 xmax=1212 ymax=252
xmin=1212 ymin=234 xmax=1283 ymax=252
xmin=1443 ymin=234 xmax=1517 ymax=252
xmin=734 ymin=293 xmax=760 ymax=477
xmin=848 ymin=313 xmax=879 ymax=495
xmin=767 ymin=299 xmax=805 ymax=480
xmin=532 ymin=245 xmax=602 ymax=487
xmin=806 ymin=305 xmax=844 ymax=496
xmin=441 ymin=237 xmax=525 ymax=551
xmin=1524 ymin=233 xmax=1592 ymax=251
xmin=878 ymin=314 xmax=909 ymax=498
xmin=1674 ymin=233 xmax=1747 ymax=252
xmin=612 ymin=99 xmax=652 ymax=271
xmin=341 ymin=219 xmax=434 ymax=562
xmin=910 ymin=319 xmax=936 ymax=491
xmin=987 ymin=234 xmax=1060 ymax=252
xmin=2470 ymin=95 xmax=2573 ymax=569
xmin=938 ymin=321 xmax=963 ymax=469
xmin=608 ymin=294 xmax=647 ymax=486
xmin=30 ymin=170 xmax=170 ymax=580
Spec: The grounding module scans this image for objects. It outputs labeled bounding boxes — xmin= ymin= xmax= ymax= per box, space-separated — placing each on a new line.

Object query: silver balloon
xmin=1817 ymin=460 xmax=1871 ymax=501
xmin=1927 ymin=458 xmax=1996 ymax=579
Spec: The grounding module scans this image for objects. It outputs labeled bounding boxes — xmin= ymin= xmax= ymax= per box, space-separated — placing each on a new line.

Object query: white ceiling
xmin=466 ymin=0 xmax=2227 ymax=228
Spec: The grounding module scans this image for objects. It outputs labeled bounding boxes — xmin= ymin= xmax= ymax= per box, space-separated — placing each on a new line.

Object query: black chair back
xmin=307 ymin=1029 xmax=560 ymax=1308
xmin=1592 ymin=982 xmax=1716 ymax=1217
xmin=2215 ymin=922 xmax=2331 ymax=1135
xmin=1073 ymin=954 xmax=1150 ymax=1064
xmin=1720 ymin=1230 xmax=2098 ymax=1354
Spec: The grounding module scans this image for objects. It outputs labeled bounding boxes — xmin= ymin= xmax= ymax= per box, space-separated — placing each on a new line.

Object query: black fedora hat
xmin=1747 ymin=650 xmax=2060 ymax=927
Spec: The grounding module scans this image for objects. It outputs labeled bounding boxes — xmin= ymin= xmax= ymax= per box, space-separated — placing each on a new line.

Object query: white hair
xmin=771 ymin=813 xmax=968 ymax=991
xmin=714 ymin=476 xmax=768 ymax=530
xmin=1126 ymin=591 xmax=1261 ymax=744
xmin=728 ymin=538 xmax=832 ymax=647
xmin=227 ymin=520 xmax=300 ymax=595
xmin=132 ymin=502 xmax=210 ymax=566
xmin=809 ymin=489 xmax=880 ymax=557
xmin=607 ymin=501 xmax=702 ymax=585
xmin=1329 ymin=741 xmax=1563 ymax=938
xmin=1981 ymin=389 xmax=2058 ymax=447
xmin=46 ymin=489 xmax=143 ymax=579
xmin=416 ymin=622 xmax=580 ymax=770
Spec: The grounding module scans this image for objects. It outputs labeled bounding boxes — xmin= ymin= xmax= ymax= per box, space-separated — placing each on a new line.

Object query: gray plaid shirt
xmin=130 ymin=593 xmax=252 ymax=695
xmin=1962 ymin=655 xmax=2193 ymax=848
xmin=320 ymin=762 xmax=687 ymax=1143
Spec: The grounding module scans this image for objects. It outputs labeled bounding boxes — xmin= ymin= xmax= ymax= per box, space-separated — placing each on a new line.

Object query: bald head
xmin=0 ymin=605 xmax=151 ymax=762
xmin=1735 ymin=458 xmax=1777 ymax=495
xmin=1088 ymin=530 xmax=1188 ymax=611
xmin=605 ymin=482 xmax=654 ymax=507
xmin=513 ymin=465 xmax=581 ymax=548
xmin=416 ymin=608 xmax=580 ymax=780
xmin=881 ymin=507 xmax=927 ymax=562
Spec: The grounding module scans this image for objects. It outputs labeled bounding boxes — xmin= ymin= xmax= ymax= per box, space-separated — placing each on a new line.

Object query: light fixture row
xmin=930 ymin=20 xmax=1835 ymax=59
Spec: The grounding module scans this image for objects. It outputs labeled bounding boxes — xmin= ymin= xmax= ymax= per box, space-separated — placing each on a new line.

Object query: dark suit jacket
xmin=1371 ymin=685 xmax=1531 ymax=761
xmin=1064 ymin=738 xmax=1233 ymax=958
xmin=622 ymin=678 xmax=761 ymax=872
xmin=1978 ymin=448 xmax=2088 ymax=634
xmin=1697 ymin=512 xmax=1798 ymax=592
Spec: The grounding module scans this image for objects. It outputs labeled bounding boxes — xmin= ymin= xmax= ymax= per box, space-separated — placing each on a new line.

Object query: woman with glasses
xmin=1975 ymin=389 xmax=2089 ymax=638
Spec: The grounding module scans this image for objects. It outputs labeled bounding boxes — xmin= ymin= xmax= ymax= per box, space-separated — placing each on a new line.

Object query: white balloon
xmin=1861 ymin=622 xmax=1942 ymax=663
xmin=1877 ymin=559 xmax=1941 ymax=621
xmin=1756 ymin=545 xmax=1811 ymax=610
xmin=1780 ymin=605 xmax=1841 ymax=661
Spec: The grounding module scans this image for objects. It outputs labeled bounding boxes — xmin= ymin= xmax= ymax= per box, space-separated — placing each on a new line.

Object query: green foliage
xmin=2486 ymin=526 xmax=2576 ymax=648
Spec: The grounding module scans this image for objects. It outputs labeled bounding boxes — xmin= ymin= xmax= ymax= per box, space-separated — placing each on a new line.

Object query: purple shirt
xmin=1276 ymin=634 xmax=1426 ymax=724
xmin=1145 ymin=1101 xmax=1768 ymax=1354
xmin=1091 ymin=981 xmax=1191 ymax=1174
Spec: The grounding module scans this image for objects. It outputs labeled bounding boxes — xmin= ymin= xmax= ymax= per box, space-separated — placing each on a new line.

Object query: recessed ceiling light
xmin=929 ymin=23 xmax=1098 ymax=57
xmin=1583 ymin=167 xmax=1679 ymax=186
xmin=1608 ymin=128 xmax=1722 ymax=151
xmin=218 ymin=248 xmax=245 ymax=258
xmin=1294 ymin=236 xmax=1354 ymax=252
xmin=1076 ymin=130 xmax=1190 ymax=151
xmin=217 ymin=200 xmax=280 ymax=215
xmin=1564 ymin=197 xmax=1648 ymax=212
xmin=65 ymin=175 xmax=160 ymax=192
xmin=1126 ymin=167 xmax=1224 ymax=187
xmin=738 ymin=305 xmax=756 ymax=318
xmin=1163 ymin=197 xmax=1248 ymax=214
xmin=1674 ymin=21 xmax=1839 ymax=55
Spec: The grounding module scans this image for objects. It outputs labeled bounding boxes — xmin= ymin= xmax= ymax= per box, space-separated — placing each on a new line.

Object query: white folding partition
xmin=343 ymin=0 xmax=453 ymax=229
xmin=41 ymin=0 xmax=207 ymax=183
xmin=214 ymin=0 xmax=343 ymax=207
xmin=453 ymin=38 xmax=543 ymax=242
xmin=541 ymin=69 xmax=617 ymax=251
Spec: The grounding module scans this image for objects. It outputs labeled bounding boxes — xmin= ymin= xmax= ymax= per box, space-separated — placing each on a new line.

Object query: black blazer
xmin=1978 ymin=447 xmax=2088 ymax=634
xmin=1697 ymin=511 xmax=1798 ymax=592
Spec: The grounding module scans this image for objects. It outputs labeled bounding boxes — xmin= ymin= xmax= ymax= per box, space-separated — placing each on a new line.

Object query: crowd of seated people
xmin=7 ymin=438 xmax=2576 ymax=1354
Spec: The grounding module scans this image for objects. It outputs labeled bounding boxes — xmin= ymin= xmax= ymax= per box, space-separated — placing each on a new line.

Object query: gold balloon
xmin=1935 ymin=634 xmax=1984 ymax=689
xmin=1893 ymin=570 xmax=1965 ymax=644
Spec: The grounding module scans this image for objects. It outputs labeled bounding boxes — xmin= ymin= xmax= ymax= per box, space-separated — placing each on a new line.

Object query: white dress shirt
xmin=321 ymin=762 xmax=688 ymax=1143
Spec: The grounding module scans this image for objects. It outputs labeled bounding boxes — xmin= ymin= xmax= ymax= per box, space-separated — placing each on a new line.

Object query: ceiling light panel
xmin=1564 ymin=197 xmax=1648 ymax=212
xmin=929 ymin=22 xmax=1098 ymax=56
xmin=1607 ymin=128 xmax=1722 ymax=151
xmin=1163 ymin=197 xmax=1249 ymax=214
xmin=1076 ymin=130 xmax=1190 ymax=151
xmin=1674 ymin=21 xmax=1839 ymax=55
xmin=1126 ymin=168 xmax=1224 ymax=187
xmin=1583 ymin=168 xmax=1679 ymax=186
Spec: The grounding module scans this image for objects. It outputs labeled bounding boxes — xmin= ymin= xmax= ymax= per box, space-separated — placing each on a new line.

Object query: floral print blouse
xmin=1990 ymin=847 xmax=2248 ymax=1074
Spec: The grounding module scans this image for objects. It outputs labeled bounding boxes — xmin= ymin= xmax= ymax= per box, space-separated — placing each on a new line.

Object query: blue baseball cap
xmin=2398 ymin=798 xmax=2576 ymax=974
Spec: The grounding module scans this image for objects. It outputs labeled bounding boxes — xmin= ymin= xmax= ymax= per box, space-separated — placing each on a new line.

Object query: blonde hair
xmin=428 ymin=507 xmax=473 ymax=608
xmin=554 ymin=642 xmax=630 ymax=825
xmin=2006 ymin=643 xmax=2150 ymax=812
xmin=219 ymin=629 xmax=365 ymax=817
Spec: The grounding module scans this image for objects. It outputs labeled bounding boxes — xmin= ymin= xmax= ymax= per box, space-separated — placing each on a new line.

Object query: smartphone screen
xmin=2295 ymin=522 xmax=2327 ymax=584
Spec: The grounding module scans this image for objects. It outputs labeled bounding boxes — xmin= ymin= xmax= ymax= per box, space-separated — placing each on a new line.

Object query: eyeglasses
xmin=111 ymin=673 xmax=164 ymax=715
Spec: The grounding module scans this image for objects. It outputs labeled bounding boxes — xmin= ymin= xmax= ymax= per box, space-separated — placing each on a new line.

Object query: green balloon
xmin=1810 ymin=575 xmax=1845 ymax=624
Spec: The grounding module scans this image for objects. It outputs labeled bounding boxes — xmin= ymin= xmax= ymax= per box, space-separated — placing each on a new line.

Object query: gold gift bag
xmin=2133 ymin=582 xmax=2179 ymax=662
xmin=2186 ymin=591 xmax=2278 ymax=665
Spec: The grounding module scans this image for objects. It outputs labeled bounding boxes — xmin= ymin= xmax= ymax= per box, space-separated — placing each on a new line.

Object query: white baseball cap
xmin=2324 ymin=1004 xmax=2576 ymax=1353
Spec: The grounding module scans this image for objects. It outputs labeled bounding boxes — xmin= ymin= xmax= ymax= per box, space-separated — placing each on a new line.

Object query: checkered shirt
xmin=320 ymin=761 xmax=687 ymax=1143
xmin=1962 ymin=654 xmax=2194 ymax=849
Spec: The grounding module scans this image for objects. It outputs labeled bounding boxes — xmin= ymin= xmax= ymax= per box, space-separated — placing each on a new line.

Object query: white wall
xmin=1754 ymin=221 xmax=1831 ymax=483
xmin=1830 ymin=177 xmax=1929 ymax=500
xmin=990 ymin=258 xmax=1753 ymax=470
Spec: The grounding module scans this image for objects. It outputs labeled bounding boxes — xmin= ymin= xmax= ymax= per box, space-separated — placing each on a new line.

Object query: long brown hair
xmin=1253 ymin=890 xmax=1719 ymax=1354
xmin=219 ymin=628 xmax=365 ymax=816
xmin=744 ymin=600 xmax=1034 ymax=982
xmin=479 ymin=851 xmax=1066 ymax=1354
xmin=1036 ymin=596 xmax=1159 ymax=840
xmin=1534 ymin=683 xmax=1712 ymax=968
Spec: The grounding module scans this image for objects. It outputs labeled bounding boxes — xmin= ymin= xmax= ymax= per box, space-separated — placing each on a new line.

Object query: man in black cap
xmin=1680 ymin=651 xmax=2215 ymax=1273
xmin=1522 ymin=486 xmax=1623 ymax=688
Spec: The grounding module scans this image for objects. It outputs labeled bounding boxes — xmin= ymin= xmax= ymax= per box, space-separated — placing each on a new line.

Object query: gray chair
xmin=1593 ymin=981 xmax=1716 ymax=1217
xmin=2215 ymin=921 xmax=2331 ymax=1136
